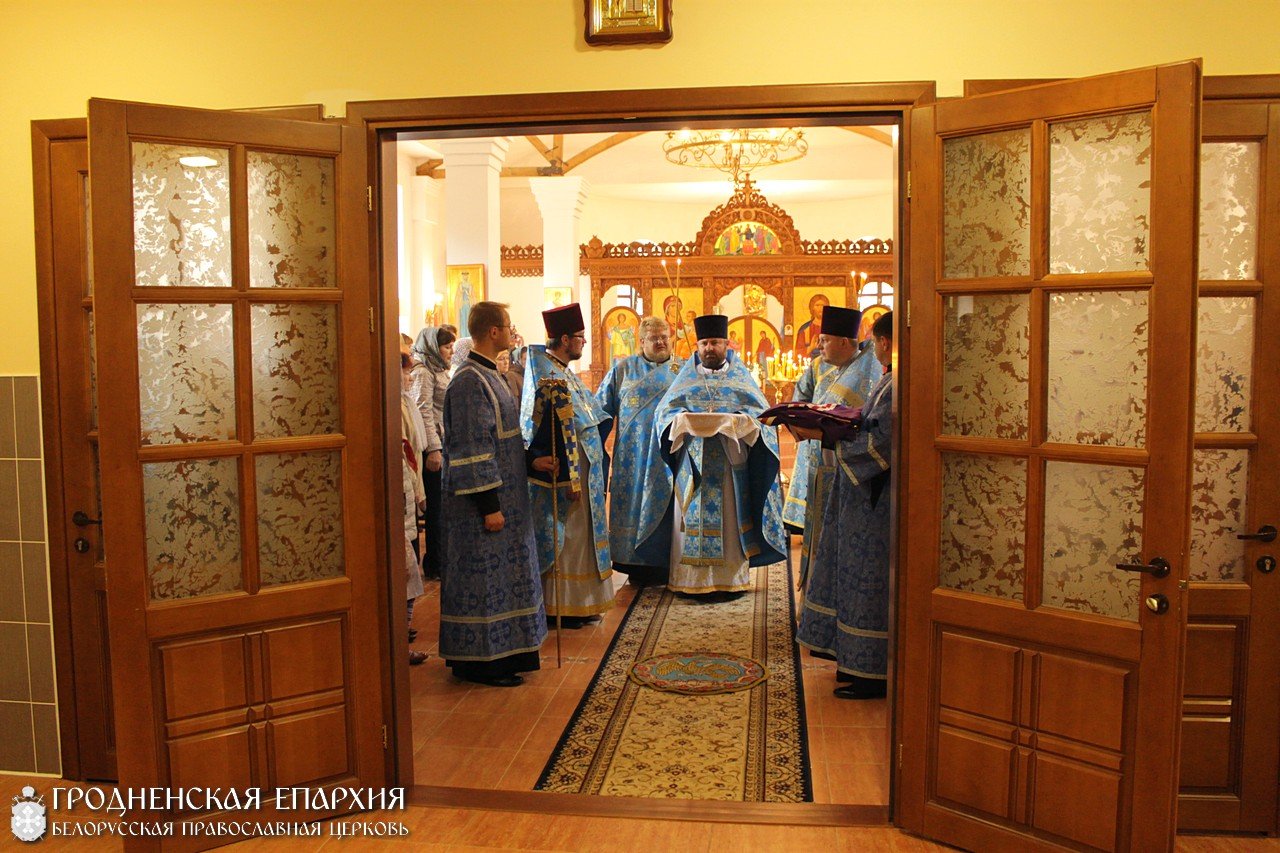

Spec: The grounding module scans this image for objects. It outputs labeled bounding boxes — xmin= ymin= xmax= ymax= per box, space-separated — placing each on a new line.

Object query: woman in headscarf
xmin=399 ymin=345 xmax=428 ymax=665
xmin=408 ymin=326 xmax=456 ymax=580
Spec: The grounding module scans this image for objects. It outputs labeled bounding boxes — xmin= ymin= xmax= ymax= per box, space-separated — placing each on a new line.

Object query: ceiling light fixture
xmin=662 ymin=127 xmax=808 ymax=184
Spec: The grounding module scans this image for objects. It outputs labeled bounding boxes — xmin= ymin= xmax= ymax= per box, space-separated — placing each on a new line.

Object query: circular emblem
xmin=629 ymin=652 xmax=767 ymax=695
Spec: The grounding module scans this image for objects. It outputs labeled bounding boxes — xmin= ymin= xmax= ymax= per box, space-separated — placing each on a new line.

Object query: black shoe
xmin=471 ymin=673 xmax=524 ymax=688
xmin=833 ymin=678 xmax=886 ymax=700
xmin=408 ymin=650 xmax=428 ymax=666
xmin=548 ymin=615 xmax=590 ymax=629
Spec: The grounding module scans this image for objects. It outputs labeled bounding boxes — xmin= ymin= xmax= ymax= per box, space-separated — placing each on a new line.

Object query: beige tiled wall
xmin=0 ymin=376 xmax=60 ymax=774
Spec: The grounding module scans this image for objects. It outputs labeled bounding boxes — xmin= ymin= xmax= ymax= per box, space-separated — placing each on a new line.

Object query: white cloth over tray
xmin=668 ymin=411 xmax=760 ymax=462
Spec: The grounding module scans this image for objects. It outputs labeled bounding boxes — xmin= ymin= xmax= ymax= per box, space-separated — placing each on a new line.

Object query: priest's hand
xmin=484 ymin=511 xmax=505 ymax=532
xmin=532 ymin=456 xmax=558 ymax=474
xmin=787 ymin=425 xmax=823 ymax=442
xmin=567 ymin=488 xmax=581 ymax=503
xmin=425 ymin=450 xmax=443 ymax=472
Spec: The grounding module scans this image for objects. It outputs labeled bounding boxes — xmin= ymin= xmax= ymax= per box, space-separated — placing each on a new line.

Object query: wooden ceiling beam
xmin=414 ymin=158 xmax=444 ymax=177
xmin=563 ymin=132 xmax=644 ymax=172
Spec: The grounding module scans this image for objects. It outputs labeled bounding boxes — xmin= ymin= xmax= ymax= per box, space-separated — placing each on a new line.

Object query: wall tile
xmin=0 ymin=701 xmax=35 ymax=773
xmin=0 ymin=460 xmax=18 ymax=539
xmin=0 ymin=622 xmax=30 ymax=701
xmin=32 ymin=703 xmax=60 ymax=775
xmin=17 ymin=460 xmax=46 ymax=542
xmin=0 ymin=542 xmax=23 ymax=622
xmin=21 ymin=543 xmax=49 ymax=623
xmin=13 ymin=377 xmax=42 ymax=459
xmin=26 ymin=625 xmax=55 ymax=704
xmin=0 ymin=377 xmax=14 ymax=458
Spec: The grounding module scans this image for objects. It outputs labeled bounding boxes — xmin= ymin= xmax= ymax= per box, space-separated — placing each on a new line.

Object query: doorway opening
xmin=379 ymin=110 xmax=904 ymax=814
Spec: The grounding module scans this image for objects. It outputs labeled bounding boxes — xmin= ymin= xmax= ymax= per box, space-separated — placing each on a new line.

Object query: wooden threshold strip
xmin=407 ymin=786 xmax=889 ymax=827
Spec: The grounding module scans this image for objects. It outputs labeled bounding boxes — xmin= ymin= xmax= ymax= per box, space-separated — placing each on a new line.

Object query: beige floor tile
xmin=826 ymin=761 xmax=889 ymax=805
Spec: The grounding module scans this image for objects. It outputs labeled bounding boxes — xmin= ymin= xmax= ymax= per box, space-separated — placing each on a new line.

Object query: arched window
xmin=858 ymin=279 xmax=894 ymax=311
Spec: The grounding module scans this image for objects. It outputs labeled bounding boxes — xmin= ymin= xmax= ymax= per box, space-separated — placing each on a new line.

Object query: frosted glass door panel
xmin=143 ymin=457 xmax=243 ymax=601
xmin=131 ymin=143 xmax=231 ymax=287
xmin=1047 ymin=290 xmax=1149 ymax=447
xmin=1190 ymin=449 xmax=1249 ymax=583
xmin=136 ymin=303 xmax=236 ymax=445
xmin=1043 ymin=461 xmax=1145 ymax=622
xmin=939 ymin=453 xmax=1027 ymax=600
xmin=1195 ymin=296 xmax=1255 ymax=434
xmin=251 ymin=303 xmax=340 ymax=437
xmin=1049 ymin=112 xmax=1151 ymax=274
xmin=941 ymin=294 xmax=1030 ymax=439
xmin=942 ymin=128 xmax=1031 ymax=279
xmin=1199 ymin=141 xmax=1261 ymax=281
xmin=257 ymin=451 xmax=345 ymax=586
xmin=248 ymin=152 xmax=336 ymax=289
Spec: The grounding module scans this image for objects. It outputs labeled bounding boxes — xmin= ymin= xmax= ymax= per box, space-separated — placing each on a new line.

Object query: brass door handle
xmin=1237 ymin=525 xmax=1277 ymax=543
xmin=1115 ymin=557 xmax=1171 ymax=579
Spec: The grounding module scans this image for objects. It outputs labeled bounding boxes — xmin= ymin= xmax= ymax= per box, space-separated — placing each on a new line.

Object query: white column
xmin=530 ymin=177 xmax=591 ymax=365
xmin=438 ymin=137 xmax=510 ymax=332
xmin=409 ymin=176 xmax=444 ymax=328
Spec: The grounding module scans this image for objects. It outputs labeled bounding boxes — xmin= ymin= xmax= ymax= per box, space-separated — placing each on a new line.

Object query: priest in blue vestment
xmin=439 ymin=301 xmax=546 ymax=688
xmin=522 ymin=303 xmax=615 ymax=628
xmin=597 ymin=316 xmax=682 ymax=587
xmin=794 ymin=310 xmax=894 ymax=699
xmin=648 ymin=314 xmax=787 ymax=599
xmin=782 ymin=306 xmax=882 ymax=536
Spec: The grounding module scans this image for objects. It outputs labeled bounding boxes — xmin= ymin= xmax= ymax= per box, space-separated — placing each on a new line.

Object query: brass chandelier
xmin=662 ymin=127 xmax=808 ymax=184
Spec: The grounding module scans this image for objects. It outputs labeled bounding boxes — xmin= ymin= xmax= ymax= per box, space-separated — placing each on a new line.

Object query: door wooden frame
xmin=31 ymin=116 xmax=90 ymax=781
xmin=345 ymin=80 xmax=934 ymax=823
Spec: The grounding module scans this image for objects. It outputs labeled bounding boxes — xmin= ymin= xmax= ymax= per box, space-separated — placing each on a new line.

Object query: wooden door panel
xmin=902 ymin=63 xmax=1200 ymax=852
xmin=88 ymin=99 xmax=384 ymax=842
xmin=1178 ymin=97 xmax=1280 ymax=833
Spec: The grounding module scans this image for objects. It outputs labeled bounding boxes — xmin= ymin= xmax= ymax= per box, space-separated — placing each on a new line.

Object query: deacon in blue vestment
xmin=648 ymin=314 xmax=787 ymax=599
xmin=522 ymin=303 xmax=615 ymax=627
xmin=795 ymin=311 xmax=895 ymax=699
xmin=782 ymin=306 xmax=882 ymax=535
xmin=597 ymin=316 xmax=682 ymax=587
xmin=439 ymin=301 xmax=546 ymax=688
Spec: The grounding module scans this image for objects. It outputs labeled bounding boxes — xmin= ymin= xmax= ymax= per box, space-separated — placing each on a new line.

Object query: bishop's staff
xmin=535 ymin=375 xmax=575 ymax=667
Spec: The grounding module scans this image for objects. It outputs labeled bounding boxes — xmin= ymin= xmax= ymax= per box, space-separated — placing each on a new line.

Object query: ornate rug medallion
xmin=629 ymin=652 xmax=767 ymax=695
xmin=535 ymin=562 xmax=811 ymax=802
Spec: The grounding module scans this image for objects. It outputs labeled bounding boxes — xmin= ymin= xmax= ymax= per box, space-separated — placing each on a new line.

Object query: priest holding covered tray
xmin=647 ymin=313 xmax=787 ymax=600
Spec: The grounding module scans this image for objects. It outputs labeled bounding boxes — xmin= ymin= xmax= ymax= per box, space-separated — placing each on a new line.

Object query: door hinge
xmin=897 ymin=743 xmax=903 ymax=770
xmin=905 ymin=171 xmax=911 ymax=200
xmin=906 ymin=300 xmax=912 ymax=328
xmin=366 ymin=185 xmax=373 ymax=212
xmin=369 ymin=307 xmax=375 ymax=333
xmin=382 ymin=724 xmax=388 ymax=749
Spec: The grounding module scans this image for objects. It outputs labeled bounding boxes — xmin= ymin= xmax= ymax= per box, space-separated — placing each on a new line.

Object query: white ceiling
xmin=400 ymin=125 xmax=895 ymax=207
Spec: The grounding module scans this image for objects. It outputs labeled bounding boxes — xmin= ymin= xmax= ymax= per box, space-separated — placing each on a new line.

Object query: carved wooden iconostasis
xmin=503 ymin=178 xmax=894 ymax=391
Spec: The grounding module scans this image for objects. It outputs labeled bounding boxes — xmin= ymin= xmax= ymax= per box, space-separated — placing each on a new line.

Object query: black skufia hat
xmin=542 ymin=303 xmax=585 ymax=338
xmin=819 ymin=305 xmax=861 ymax=339
xmin=693 ymin=314 xmax=729 ymax=340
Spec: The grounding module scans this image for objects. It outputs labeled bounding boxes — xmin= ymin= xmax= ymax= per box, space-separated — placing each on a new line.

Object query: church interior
xmin=394 ymin=125 xmax=896 ymax=803
xmin=3 ymin=2 xmax=1279 ymax=850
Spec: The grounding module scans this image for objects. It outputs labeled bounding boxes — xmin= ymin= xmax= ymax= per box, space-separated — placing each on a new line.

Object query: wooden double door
xmin=31 ymin=65 xmax=1275 ymax=850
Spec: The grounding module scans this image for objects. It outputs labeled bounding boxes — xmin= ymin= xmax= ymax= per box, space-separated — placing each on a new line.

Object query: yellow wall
xmin=3 ymin=0 xmax=1278 ymax=372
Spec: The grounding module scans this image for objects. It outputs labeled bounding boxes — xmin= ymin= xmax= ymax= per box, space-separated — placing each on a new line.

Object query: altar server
xmin=795 ymin=311 xmax=894 ymax=699
xmin=439 ymin=302 xmax=546 ymax=687
xmin=648 ymin=314 xmax=786 ymax=598
xmin=522 ymin=303 xmax=615 ymax=627
xmin=597 ymin=316 xmax=682 ymax=586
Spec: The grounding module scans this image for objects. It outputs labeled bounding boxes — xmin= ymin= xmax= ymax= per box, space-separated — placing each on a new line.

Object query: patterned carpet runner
xmin=536 ymin=563 xmax=812 ymax=802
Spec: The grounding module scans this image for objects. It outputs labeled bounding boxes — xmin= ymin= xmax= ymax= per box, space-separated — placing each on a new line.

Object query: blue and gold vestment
xmin=649 ymin=350 xmax=786 ymax=591
xmin=521 ymin=345 xmax=614 ymax=617
xmin=596 ymin=353 xmax=681 ymax=568
xmin=796 ymin=370 xmax=893 ymax=679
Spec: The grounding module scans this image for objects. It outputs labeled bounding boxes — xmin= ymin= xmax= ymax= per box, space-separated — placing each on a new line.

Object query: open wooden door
xmin=899 ymin=63 xmax=1200 ymax=851
xmin=1178 ymin=96 xmax=1280 ymax=833
xmin=87 ymin=99 xmax=387 ymax=838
